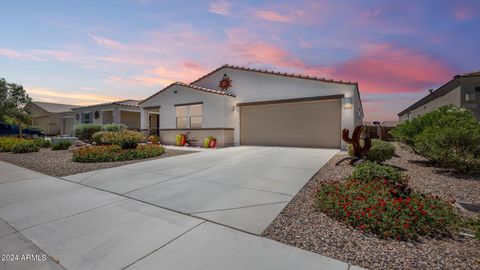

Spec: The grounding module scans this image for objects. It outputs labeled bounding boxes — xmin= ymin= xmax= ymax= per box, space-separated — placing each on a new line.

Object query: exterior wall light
xmin=343 ymin=97 xmax=353 ymax=109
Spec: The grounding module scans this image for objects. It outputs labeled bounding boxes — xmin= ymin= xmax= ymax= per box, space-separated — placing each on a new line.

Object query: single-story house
xmin=398 ymin=70 xmax=480 ymax=122
xmin=60 ymin=99 xmax=142 ymax=135
xmin=140 ymin=64 xmax=363 ymax=149
xmin=25 ymin=101 xmax=78 ymax=135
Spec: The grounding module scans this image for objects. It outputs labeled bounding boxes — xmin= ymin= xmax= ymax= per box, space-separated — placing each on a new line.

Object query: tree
xmin=0 ymin=78 xmax=32 ymax=137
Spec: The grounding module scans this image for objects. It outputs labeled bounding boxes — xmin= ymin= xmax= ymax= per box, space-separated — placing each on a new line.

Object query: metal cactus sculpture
xmin=336 ymin=125 xmax=372 ymax=165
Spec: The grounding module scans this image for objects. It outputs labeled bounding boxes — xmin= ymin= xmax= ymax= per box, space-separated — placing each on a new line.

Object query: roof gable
xmin=139 ymin=82 xmax=235 ymax=105
xmin=190 ymin=64 xmax=358 ymax=86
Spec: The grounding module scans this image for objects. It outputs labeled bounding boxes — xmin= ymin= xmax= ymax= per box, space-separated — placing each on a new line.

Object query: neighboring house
xmin=140 ymin=64 xmax=363 ymax=149
xmin=60 ymin=99 xmax=141 ymax=135
xmin=25 ymin=101 xmax=78 ymax=136
xmin=398 ymin=70 xmax=480 ymax=122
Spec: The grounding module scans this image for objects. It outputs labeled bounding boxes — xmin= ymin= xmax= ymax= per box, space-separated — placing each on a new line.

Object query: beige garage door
xmin=240 ymin=99 xmax=341 ymax=148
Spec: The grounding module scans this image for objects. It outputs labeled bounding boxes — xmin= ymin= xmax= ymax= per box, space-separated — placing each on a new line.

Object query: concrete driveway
xmin=63 ymin=146 xmax=338 ymax=234
xmin=0 ymin=147 xmax=366 ymax=270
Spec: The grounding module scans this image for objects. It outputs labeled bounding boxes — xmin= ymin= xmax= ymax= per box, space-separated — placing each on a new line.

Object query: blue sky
xmin=1 ymin=0 xmax=479 ymax=121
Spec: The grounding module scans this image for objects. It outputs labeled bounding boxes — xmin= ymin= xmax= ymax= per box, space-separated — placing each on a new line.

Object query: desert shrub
xmin=350 ymin=161 xmax=410 ymax=196
xmin=347 ymin=139 xmax=395 ymax=163
xmin=11 ymin=140 xmax=40 ymax=153
xmin=365 ymin=139 xmax=395 ymax=162
xmin=33 ymin=137 xmax=51 ymax=148
xmin=72 ymin=144 xmax=164 ymax=163
xmin=102 ymin=123 xmax=127 ymax=132
xmin=148 ymin=135 xmax=160 ymax=144
xmin=95 ymin=130 xmax=145 ymax=149
xmin=392 ymin=105 xmax=480 ymax=173
xmin=92 ymin=131 xmax=106 ymax=145
xmin=316 ymin=178 xmax=458 ymax=240
xmin=414 ymin=124 xmax=480 ymax=173
xmin=52 ymin=141 xmax=72 ymax=150
xmin=73 ymin=124 xmax=102 ymax=141
xmin=0 ymin=137 xmax=26 ymax=152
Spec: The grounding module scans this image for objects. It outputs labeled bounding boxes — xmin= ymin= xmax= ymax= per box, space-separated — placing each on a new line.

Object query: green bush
xmin=11 ymin=140 xmax=40 ymax=153
xmin=347 ymin=139 xmax=395 ymax=163
xmin=94 ymin=130 xmax=145 ymax=149
xmin=33 ymin=137 xmax=51 ymax=148
xmin=52 ymin=141 xmax=72 ymax=150
xmin=391 ymin=105 xmax=480 ymax=173
xmin=72 ymin=144 xmax=164 ymax=163
xmin=92 ymin=131 xmax=106 ymax=145
xmin=350 ymin=161 xmax=409 ymax=196
xmin=0 ymin=137 xmax=27 ymax=152
xmin=73 ymin=124 xmax=102 ymax=141
xmin=365 ymin=139 xmax=395 ymax=162
xmin=102 ymin=123 xmax=127 ymax=132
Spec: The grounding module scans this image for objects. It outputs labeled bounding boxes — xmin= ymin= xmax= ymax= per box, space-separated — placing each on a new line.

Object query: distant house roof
xmin=31 ymin=101 xmax=78 ymax=113
xmin=72 ymin=99 xmax=141 ymax=110
xmin=139 ymin=82 xmax=235 ymax=105
xmin=397 ymin=70 xmax=480 ymax=116
xmin=190 ymin=64 xmax=358 ymax=86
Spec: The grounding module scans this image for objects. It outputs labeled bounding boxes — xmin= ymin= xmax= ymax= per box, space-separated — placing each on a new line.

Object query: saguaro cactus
xmin=336 ymin=125 xmax=372 ymax=165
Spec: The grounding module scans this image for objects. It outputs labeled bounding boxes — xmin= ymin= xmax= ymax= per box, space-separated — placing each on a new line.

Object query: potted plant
xmin=203 ymin=136 xmax=216 ymax=148
xmin=176 ymin=133 xmax=186 ymax=146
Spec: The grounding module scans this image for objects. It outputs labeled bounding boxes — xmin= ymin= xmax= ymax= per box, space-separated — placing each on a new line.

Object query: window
xmin=176 ymin=104 xmax=203 ymax=128
xmin=189 ymin=104 xmax=202 ymax=128
xmin=82 ymin=112 xmax=92 ymax=124
xmin=176 ymin=106 xmax=187 ymax=128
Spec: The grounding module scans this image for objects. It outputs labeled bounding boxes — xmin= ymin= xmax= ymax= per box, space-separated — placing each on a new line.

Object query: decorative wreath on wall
xmin=218 ymin=74 xmax=232 ymax=91
xmin=94 ymin=110 xmax=100 ymax=119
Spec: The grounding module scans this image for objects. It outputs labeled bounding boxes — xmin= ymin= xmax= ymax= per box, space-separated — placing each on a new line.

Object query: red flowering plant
xmin=316 ymin=163 xmax=458 ymax=240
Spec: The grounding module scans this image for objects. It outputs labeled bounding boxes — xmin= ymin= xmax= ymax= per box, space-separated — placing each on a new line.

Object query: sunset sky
xmin=1 ymin=0 xmax=479 ymax=121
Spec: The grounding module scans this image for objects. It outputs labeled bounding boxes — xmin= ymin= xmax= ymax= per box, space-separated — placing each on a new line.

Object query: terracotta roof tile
xmin=190 ymin=64 xmax=357 ymax=86
xmin=72 ymin=99 xmax=141 ymax=110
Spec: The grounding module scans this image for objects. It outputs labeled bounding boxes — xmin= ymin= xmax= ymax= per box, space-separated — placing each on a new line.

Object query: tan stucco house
xmin=398 ymin=70 xmax=480 ymax=122
xmin=26 ymin=101 xmax=78 ymax=135
xmin=140 ymin=65 xmax=363 ymax=149
xmin=60 ymin=99 xmax=141 ymax=135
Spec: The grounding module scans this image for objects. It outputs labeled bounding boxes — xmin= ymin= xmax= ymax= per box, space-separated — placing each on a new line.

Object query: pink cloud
xmin=255 ymin=10 xmax=293 ymax=22
xmin=91 ymin=35 xmax=127 ymax=50
xmin=209 ymin=1 xmax=230 ymax=16
xmin=452 ymin=7 xmax=474 ymax=21
xmin=27 ymin=86 xmax=118 ymax=105
xmin=0 ymin=48 xmax=46 ymax=61
xmin=331 ymin=43 xmax=454 ymax=93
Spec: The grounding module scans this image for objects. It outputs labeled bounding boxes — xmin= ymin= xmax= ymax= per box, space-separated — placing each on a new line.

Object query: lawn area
xmin=0 ymin=147 xmax=195 ymax=177
xmin=263 ymin=143 xmax=480 ymax=270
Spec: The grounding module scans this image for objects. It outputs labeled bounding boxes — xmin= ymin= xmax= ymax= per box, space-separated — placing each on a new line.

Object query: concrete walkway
xmin=0 ymin=147 xmax=365 ymax=270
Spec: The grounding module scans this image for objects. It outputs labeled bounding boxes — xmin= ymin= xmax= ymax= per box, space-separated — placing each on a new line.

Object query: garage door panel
xmin=240 ymin=99 xmax=341 ymax=148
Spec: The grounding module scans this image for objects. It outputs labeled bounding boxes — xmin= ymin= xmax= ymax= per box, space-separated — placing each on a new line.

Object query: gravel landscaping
xmin=263 ymin=143 xmax=480 ymax=270
xmin=0 ymin=147 xmax=196 ymax=177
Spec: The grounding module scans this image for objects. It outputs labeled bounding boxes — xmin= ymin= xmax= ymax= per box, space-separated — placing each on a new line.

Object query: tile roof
xmin=398 ymin=69 xmax=480 ymax=116
xmin=139 ymin=82 xmax=235 ymax=105
xmin=190 ymin=64 xmax=358 ymax=86
xmin=72 ymin=99 xmax=141 ymax=110
xmin=455 ymin=70 xmax=480 ymax=78
xmin=31 ymin=101 xmax=79 ymax=113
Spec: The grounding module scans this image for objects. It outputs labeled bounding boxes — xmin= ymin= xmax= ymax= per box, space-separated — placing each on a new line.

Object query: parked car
xmin=0 ymin=123 xmax=45 ymax=137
